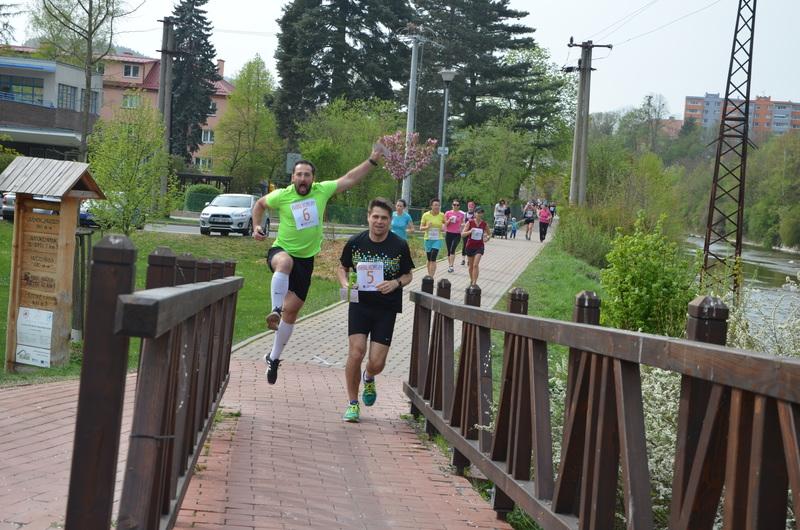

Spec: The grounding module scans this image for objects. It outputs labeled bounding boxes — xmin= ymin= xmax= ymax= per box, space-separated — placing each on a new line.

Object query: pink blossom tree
xmin=378 ymin=130 xmax=437 ymax=181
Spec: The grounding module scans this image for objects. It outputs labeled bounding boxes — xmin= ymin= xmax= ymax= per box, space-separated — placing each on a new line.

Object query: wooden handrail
xmin=410 ymin=291 xmax=800 ymax=403
xmin=65 ymin=236 xmax=243 ymax=530
xmin=405 ymin=286 xmax=800 ymax=529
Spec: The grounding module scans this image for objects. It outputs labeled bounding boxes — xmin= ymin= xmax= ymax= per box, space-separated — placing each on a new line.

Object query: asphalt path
xmin=144 ymin=221 xmax=358 ymax=239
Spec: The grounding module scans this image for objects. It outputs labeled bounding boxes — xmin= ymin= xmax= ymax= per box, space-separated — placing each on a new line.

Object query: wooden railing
xmin=404 ymin=278 xmax=800 ymax=530
xmin=64 ymin=236 xmax=243 ymax=530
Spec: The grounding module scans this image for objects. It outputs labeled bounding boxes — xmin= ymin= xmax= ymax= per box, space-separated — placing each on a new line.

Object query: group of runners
xmin=250 ymin=147 xmax=551 ymax=422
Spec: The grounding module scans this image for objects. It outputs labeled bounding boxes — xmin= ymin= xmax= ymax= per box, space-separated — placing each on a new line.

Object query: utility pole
xmin=400 ymin=32 xmax=422 ymax=206
xmin=158 ymin=17 xmax=175 ymax=196
xmin=566 ymin=39 xmax=611 ymax=206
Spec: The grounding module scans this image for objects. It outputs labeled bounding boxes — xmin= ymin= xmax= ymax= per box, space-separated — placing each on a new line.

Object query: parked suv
xmin=2 ymin=192 xmax=15 ymax=221
xmin=199 ymin=194 xmax=268 ymax=236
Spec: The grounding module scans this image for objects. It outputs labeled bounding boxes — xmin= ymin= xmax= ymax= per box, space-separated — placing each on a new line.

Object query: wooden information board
xmin=6 ymin=198 xmax=79 ymax=369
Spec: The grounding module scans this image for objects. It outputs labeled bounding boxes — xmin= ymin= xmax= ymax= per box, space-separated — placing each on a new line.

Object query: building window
xmin=194 ymin=157 xmax=212 ymax=170
xmin=0 ymin=74 xmax=44 ymax=105
xmin=122 ymin=94 xmax=141 ymax=108
xmin=58 ymin=84 xmax=78 ymax=110
xmin=202 ymin=129 xmax=215 ymax=144
xmin=95 ymin=63 xmax=105 ymax=75
xmin=208 ymin=101 xmax=217 ymax=116
xmin=81 ymin=89 xmax=99 ymax=114
xmin=123 ymin=64 xmax=140 ymax=78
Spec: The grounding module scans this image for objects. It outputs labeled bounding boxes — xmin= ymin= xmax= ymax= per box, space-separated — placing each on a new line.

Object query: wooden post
xmin=451 ymin=284 xmax=482 ymax=474
xmin=424 ymin=278 xmax=450 ymax=436
xmin=566 ymin=291 xmax=600 ymax=412
xmin=410 ymin=275 xmax=434 ymax=416
xmin=65 ymin=236 xmax=136 ymax=529
xmin=670 ymin=295 xmax=730 ymax=529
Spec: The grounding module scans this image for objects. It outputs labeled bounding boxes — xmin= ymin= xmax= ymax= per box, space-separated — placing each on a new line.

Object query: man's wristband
xmin=368 ymin=158 xmax=378 ymax=166
xmin=396 ymin=279 xmax=402 ymax=288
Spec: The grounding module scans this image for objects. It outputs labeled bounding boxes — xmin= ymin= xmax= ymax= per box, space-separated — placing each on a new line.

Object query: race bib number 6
xmin=356 ymin=262 xmax=384 ymax=291
xmin=291 ymin=199 xmax=319 ymax=230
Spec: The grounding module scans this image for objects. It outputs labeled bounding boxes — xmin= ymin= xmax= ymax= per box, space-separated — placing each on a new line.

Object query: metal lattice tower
xmin=702 ymin=0 xmax=757 ymax=293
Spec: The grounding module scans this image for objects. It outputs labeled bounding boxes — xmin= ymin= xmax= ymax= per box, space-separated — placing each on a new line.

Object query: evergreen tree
xmin=170 ymin=0 xmax=221 ymax=161
xmin=275 ymin=0 xmax=412 ymax=144
xmin=410 ymin=0 xmax=539 ymax=137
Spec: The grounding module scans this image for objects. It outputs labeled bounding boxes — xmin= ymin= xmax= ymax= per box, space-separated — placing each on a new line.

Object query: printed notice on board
xmin=16 ymin=306 xmax=53 ymax=367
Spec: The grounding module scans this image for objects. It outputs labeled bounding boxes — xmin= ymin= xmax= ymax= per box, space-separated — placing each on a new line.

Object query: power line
xmin=589 ymin=0 xmax=660 ymax=41
xmin=614 ymin=0 xmax=725 ymax=47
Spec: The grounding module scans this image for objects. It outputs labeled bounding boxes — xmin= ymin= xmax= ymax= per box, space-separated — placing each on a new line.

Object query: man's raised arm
xmin=335 ymin=143 xmax=385 ymax=193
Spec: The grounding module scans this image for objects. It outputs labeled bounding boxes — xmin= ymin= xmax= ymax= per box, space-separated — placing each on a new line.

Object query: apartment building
xmin=100 ymin=52 xmax=234 ymax=171
xmin=0 ymin=54 xmax=102 ymax=159
xmin=684 ymin=92 xmax=800 ymax=136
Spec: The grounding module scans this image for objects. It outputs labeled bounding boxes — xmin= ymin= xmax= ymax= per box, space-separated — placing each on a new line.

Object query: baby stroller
xmin=493 ymin=215 xmax=508 ymax=238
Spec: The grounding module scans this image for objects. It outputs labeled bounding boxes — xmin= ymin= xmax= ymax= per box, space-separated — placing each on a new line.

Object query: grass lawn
xmin=0 ymin=222 xmax=426 ymax=387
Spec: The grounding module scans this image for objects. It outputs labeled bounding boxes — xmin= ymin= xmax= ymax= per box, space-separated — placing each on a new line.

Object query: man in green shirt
xmin=251 ymin=144 xmax=385 ymax=384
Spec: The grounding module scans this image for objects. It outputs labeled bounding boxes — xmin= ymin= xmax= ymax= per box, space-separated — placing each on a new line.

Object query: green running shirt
xmin=266 ymin=180 xmax=338 ymax=258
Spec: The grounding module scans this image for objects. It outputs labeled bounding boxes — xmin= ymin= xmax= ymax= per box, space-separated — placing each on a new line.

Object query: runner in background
xmin=461 ymin=200 xmax=476 ymax=265
xmin=391 ymin=198 xmax=414 ymax=240
xmin=461 ymin=206 xmax=490 ymax=287
xmin=419 ymin=198 xmax=445 ymax=277
xmin=444 ymin=199 xmax=465 ymax=273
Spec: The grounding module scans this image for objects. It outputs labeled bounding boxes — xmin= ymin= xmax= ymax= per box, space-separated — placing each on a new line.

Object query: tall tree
xmin=410 ymin=0 xmax=538 ymax=137
xmin=170 ymin=0 xmax=221 ymax=161
xmin=88 ymin=92 xmax=169 ymax=235
xmin=274 ymin=0 xmax=412 ymax=144
xmin=30 ymin=0 xmax=133 ymax=160
xmin=215 ymin=55 xmax=284 ymax=194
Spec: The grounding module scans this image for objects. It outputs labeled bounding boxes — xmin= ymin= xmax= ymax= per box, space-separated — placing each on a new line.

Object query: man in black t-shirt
xmin=337 ymin=198 xmax=415 ymax=422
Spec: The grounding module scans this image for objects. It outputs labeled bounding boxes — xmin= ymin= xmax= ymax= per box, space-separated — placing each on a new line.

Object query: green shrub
xmin=554 ymin=208 xmax=612 ymax=268
xmin=600 ymin=212 xmax=699 ymax=337
xmin=779 ymin=204 xmax=800 ymax=248
xmin=184 ymin=184 xmax=221 ymax=212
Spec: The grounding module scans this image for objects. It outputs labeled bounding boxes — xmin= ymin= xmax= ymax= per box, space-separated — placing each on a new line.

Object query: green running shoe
xmin=343 ymin=403 xmax=360 ymax=422
xmin=362 ymin=379 xmax=377 ymax=407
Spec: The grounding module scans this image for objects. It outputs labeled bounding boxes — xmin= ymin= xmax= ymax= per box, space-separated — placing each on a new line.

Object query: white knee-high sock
xmin=269 ymin=321 xmax=294 ymax=361
xmin=270 ymin=271 xmax=289 ymax=310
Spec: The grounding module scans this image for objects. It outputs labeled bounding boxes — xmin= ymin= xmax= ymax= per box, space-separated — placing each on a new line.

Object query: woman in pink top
xmin=444 ymin=199 xmax=466 ymax=273
xmin=538 ymin=204 xmax=552 ymax=242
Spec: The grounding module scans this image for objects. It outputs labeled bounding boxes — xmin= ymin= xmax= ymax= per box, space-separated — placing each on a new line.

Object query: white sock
xmin=270 ymin=271 xmax=289 ymax=310
xmin=269 ymin=321 xmax=294 ymax=361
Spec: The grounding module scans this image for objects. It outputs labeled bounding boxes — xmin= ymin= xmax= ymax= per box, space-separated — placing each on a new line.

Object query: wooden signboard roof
xmin=0 ymin=157 xmax=105 ymax=199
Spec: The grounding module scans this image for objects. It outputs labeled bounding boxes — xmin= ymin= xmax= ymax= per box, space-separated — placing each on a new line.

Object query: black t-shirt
xmin=340 ymin=230 xmax=415 ymax=313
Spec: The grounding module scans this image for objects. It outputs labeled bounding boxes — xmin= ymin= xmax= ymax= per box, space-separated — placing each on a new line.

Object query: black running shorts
xmin=465 ymin=247 xmax=485 ymax=257
xmin=348 ymin=302 xmax=398 ymax=346
xmin=267 ymin=246 xmax=315 ymax=301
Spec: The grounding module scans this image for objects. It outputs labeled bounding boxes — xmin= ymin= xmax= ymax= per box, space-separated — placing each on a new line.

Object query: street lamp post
xmin=438 ymin=69 xmax=456 ymax=201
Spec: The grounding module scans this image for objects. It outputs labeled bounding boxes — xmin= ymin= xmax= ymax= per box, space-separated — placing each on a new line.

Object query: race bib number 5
xmin=291 ymin=199 xmax=319 ymax=230
xmin=356 ymin=262 xmax=384 ymax=291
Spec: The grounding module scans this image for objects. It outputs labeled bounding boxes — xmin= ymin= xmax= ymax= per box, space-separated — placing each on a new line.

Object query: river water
xmin=686 ymin=236 xmax=799 ymax=330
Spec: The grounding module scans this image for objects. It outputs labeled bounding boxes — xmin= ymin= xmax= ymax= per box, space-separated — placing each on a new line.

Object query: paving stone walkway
xmin=0 ymin=232 xmax=548 ymax=530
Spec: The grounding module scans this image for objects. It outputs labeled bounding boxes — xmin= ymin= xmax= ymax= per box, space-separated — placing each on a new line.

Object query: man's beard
xmin=295 ymin=183 xmax=310 ymax=196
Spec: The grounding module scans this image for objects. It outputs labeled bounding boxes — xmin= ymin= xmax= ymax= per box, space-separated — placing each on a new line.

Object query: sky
xmin=7 ymin=0 xmax=799 ymax=118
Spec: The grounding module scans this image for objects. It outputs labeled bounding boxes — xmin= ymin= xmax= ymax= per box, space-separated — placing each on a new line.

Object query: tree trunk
xmin=79 ymin=2 xmax=94 ymax=162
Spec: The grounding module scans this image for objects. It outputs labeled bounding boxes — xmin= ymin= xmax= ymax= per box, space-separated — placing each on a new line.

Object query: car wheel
xmin=221 ymin=231 xmax=229 ymax=236
xmin=200 ymin=228 xmax=210 ymax=235
xmin=243 ymin=220 xmax=253 ymax=237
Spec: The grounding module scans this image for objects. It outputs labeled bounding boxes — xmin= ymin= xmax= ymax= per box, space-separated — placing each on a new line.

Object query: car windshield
xmin=210 ymin=195 xmax=251 ymax=208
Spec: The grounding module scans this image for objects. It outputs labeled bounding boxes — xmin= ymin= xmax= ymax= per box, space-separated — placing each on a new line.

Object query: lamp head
xmin=439 ymin=69 xmax=457 ymax=83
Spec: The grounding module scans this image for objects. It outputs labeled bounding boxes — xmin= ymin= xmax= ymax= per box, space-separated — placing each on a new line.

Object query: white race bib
xmin=428 ymin=228 xmax=440 ymax=240
xmin=356 ymin=262 xmax=384 ymax=291
xmin=471 ymin=228 xmax=484 ymax=240
xmin=291 ymin=199 xmax=319 ymax=230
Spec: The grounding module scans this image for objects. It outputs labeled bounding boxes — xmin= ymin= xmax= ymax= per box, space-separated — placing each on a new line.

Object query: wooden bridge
xmin=59 ymin=236 xmax=800 ymax=529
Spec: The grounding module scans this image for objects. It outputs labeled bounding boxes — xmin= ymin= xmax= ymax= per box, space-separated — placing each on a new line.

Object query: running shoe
xmin=343 ymin=403 xmax=360 ymax=422
xmin=265 ymin=307 xmax=282 ymax=330
xmin=264 ymin=355 xmax=281 ymax=384
xmin=447 ymin=266 xmax=454 ymax=273
xmin=461 ymin=258 xmax=465 ymax=266
xmin=362 ymin=378 xmax=377 ymax=407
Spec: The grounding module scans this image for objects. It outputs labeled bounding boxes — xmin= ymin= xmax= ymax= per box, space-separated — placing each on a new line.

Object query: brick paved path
xmin=0 ymin=234 xmax=547 ymax=530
